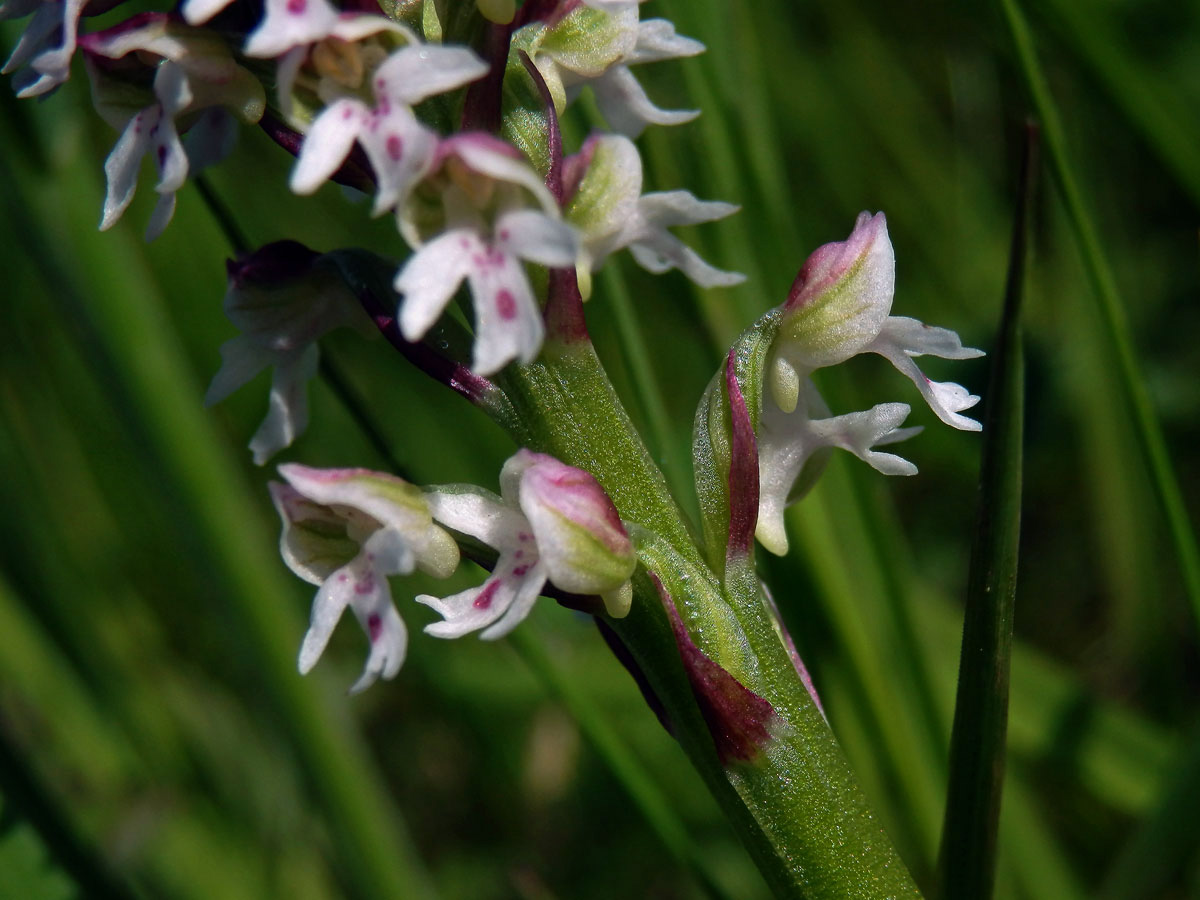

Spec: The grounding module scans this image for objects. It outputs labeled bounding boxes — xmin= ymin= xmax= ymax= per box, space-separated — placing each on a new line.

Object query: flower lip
xmin=785 ymin=211 xmax=888 ymax=312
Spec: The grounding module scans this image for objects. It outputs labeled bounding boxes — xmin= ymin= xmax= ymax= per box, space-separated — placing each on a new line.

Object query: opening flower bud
xmin=777 ymin=211 xmax=895 ymax=375
xmin=506 ymin=449 xmax=637 ymax=598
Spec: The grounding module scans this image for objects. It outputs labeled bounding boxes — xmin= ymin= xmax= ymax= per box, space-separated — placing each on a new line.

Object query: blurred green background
xmin=1 ymin=0 xmax=1198 ymax=897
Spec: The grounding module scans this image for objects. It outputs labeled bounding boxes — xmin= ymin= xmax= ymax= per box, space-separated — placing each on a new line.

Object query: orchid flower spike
xmin=564 ymin=133 xmax=743 ymax=294
xmin=270 ymin=464 xmax=460 ymax=693
xmin=394 ymin=134 xmax=579 ymax=375
xmin=418 ymin=449 xmax=637 ymax=640
xmin=204 ymin=241 xmax=375 ymax=464
xmin=756 ymin=212 xmax=984 ymax=555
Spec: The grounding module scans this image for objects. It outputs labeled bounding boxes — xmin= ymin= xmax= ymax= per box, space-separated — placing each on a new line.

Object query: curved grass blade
xmin=998 ymin=0 xmax=1200 ymax=629
xmin=0 ymin=139 xmax=437 ymax=900
xmin=0 ymin=726 xmax=135 ymax=900
xmin=509 ymin=628 xmax=740 ymax=900
xmin=1096 ymin=728 xmax=1200 ymax=900
xmin=937 ymin=123 xmax=1037 ymax=900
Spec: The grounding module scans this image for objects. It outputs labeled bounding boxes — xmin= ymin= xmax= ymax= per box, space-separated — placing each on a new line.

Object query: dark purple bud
xmin=652 ymin=573 xmax=777 ymax=765
xmin=225 ymin=240 xmax=320 ymax=290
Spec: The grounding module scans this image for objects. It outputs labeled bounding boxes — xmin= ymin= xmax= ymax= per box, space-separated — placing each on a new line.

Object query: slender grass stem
xmin=0 ymin=719 xmax=137 ymax=900
xmin=937 ymin=122 xmax=1036 ymax=900
xmin=509 ymin=628 xmax=738 ymax=900
xmin=193 ymin=175 xmax=250 ymax=256
xmin=998 ymin=0 xmax=1200 ymax=629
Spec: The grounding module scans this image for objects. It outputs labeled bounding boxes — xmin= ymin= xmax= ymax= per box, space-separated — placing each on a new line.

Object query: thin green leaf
xmin=509 ymin=628 xmax=740 ymax=900
xmin=0 ymin=725 xmax=134 ymax=900
xmin=937 ymin=123 xmax=1037 ymax=900
xmin=1097 ymin=729 xmax=1200 ymax=900
xmin=0 ymin=148 xmax=437 ymax=900
xmin=998 ymin=0 xmax=1200 ymax=629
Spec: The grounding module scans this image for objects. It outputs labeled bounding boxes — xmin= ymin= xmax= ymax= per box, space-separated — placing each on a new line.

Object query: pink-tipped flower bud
xmin=772 ymin=212 xmax=894 ymax=412
xmin=504 ymin=449 xmax=636 ymax=615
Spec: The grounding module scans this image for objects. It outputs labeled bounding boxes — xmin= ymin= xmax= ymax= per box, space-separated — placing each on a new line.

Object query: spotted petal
xmin=243 ymin=0 xmax=340 ymax=59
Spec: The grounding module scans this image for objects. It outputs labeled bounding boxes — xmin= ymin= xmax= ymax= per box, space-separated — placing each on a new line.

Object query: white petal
xmin=360 ymin=526 xmax=417 ymax=578
xmin=637 ymin=191 xmax=738 ymax=228
xmin=159 ymin=56 xmax=195 ymax=111
xmin=182 ymin=0 xmax=236 ymax=24
xmin=100 ymin=106 xmax=157 ymax=232
xmin=297 ymin=545 xmax=409 ymax=692
xmin=144 ymin=191 xmax=177 ymax=242
xmin=275 ymin=46 xmax=307 ymax=122
xmin=249 ymin=344 xmax=319 ymax=464
xmin=205 ymin=334 xmax=273 ymax=405
xmin=290 ymin=99 xmax=367 ymax=195
xmin=806 ymin=403 xmax=920 ymax=476
xmin=298 ymin=556 xmax=362 ymax=673
xmin=418 ymin=578 xmax=511 ymax=638
xmin=243 ymin=0 xmax=340 ymax=59
xmin=445 ymin=134 xmax=558 ymax=215
xmin=479 ymin=562 xmax=546 ymax=639
xmin=878 ymin=315 xmax=986 ymax=360
xmin=3 ymin=3 xmax=57 ymax=74
xmin=357 ymin=106 xmax=438 ymax=214
xmin=627 ymin=18 xmax=704 ymax=64
xmin=22 ymin=0 xmax=84 ymax=94
xmin=394 ymin=230 xmax=476 ymax=341
xmin=425 ymin=486 xmax=528 ymax=549
xmin=465 ymin=248 xmax=544 ymax=374
xmin=373 ymin=43 xmax=488 ymax=106
xmin=868 ymin=322 xmax=983 ymax=431
xmin=495 ymin=209 xmax=579 ymax=268
xmin=755 ymin=397 xmax=818 ymax=557
xmin=419 ymin=550 xmax=545 ymax=639
xmin=152 ymin=117 xmax=189 ymax=195
xmin=591 ymin=65 xmax=698 ymax=138
xmin=327 ymin=15 xmax=415 ymax=44
xmin=629 ymin=233 xmax=745 ymax=287
xmin=348 ymin=595 xmax=407 ymax=693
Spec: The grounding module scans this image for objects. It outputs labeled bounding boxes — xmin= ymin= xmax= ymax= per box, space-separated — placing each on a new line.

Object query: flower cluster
xmin=754 ymin=212 xmax=984 ymax=555
xmin=271 ymin=450 xmax=635 ymax=691
xmin=4 ymin=0 xmax=983 ymax=712
xmin=4 ymin=0 xmax=738 ymax=428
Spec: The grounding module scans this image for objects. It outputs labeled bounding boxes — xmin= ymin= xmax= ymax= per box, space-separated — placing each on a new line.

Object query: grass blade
xmin=509 ymin=627 xmax=740 ymax=900
xmin=937 ymin=123 xmax=1037 ymax=900
xmin=1096 ymin=729 xmax=1200 ymax=900
xmin=998 ymin=0 xmax=1200 ymax=629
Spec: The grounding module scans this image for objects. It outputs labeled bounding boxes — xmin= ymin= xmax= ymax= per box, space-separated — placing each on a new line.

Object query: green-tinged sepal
xmin=692 ymin=308 xmax=782 ymax=578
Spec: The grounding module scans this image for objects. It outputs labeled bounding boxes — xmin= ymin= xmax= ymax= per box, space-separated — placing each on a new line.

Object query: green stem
xmin=596 ymin=263 xmax=688 ymax=504
xmin=500 ymin=343 xmax=920 ymax=899
xmin=998 ymin=0 xmax=1200 ymax=629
